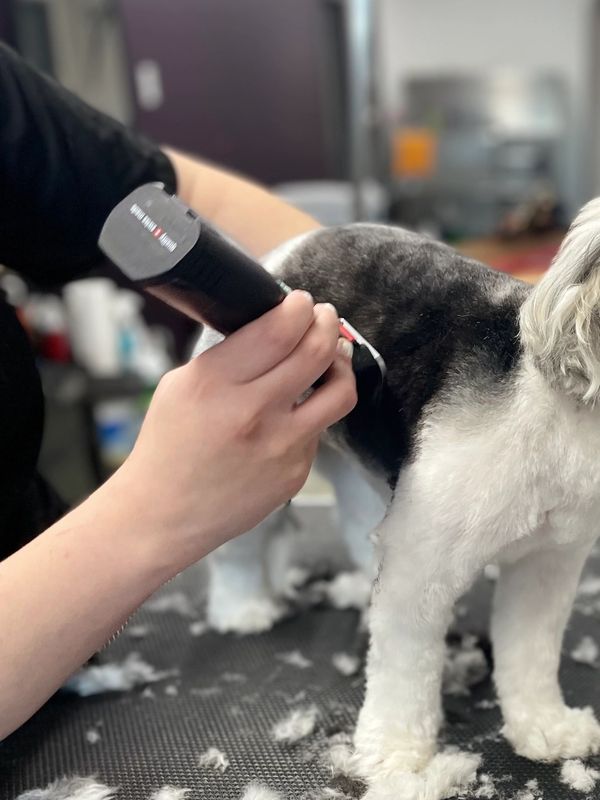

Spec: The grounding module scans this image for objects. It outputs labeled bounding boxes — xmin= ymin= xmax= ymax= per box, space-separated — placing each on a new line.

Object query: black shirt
xmin=0 ymin=43 xmax=177 ymax=559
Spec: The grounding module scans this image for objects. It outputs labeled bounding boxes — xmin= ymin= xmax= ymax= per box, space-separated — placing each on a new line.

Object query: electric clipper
xmin=98 ymin=183 xmax=386 ymax=403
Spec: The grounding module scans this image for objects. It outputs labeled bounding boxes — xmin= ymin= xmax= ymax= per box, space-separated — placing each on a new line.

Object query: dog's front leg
xmin=206 ymin=514 xmax=286 ymax=634
xmin=353 ymin=506 xmax=482 ymax=790
xmin=492 ymin=541 xmax=600 ymax=761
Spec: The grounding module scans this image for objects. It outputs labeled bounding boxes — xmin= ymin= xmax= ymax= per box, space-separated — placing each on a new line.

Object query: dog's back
xmin=275 ymin=224 xmax=531 ymax=486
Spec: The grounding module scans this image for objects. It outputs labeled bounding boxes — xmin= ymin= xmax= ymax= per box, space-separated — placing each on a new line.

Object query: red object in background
xmin=456 ymin=232 xmax=564 ymax=285
xmin=487 ymin=241 xmax=561 ymax=277
xmin=40 ymin=332 xmax=71 ymax=362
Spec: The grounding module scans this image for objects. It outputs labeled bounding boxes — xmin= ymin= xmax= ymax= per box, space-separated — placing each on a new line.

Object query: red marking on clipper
xmin=339 ymin=322 xmax=356 ymax=343
xmin=338 ymin=318 xmax=386 ymax=379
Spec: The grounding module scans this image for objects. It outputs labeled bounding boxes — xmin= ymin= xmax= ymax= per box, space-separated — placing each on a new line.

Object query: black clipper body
xmin=98 ymin=183 xmax=386 ymax=401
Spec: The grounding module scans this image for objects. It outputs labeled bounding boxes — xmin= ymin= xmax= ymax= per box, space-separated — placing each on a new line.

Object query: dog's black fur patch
xmin=279 ymin=225 xmax=531 ymax=486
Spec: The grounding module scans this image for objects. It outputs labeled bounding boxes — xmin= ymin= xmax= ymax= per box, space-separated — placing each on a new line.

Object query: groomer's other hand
xmin=119 ymin=291 xmax=357 ymax=568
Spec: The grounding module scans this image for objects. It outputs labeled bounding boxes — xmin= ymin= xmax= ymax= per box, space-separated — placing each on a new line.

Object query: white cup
xmin=63 ymin=278 xmax=120 ymax=377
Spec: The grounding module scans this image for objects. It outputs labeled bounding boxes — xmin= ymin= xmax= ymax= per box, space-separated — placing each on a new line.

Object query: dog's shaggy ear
xmin=520 ymin=197 xmax=600 ymax=403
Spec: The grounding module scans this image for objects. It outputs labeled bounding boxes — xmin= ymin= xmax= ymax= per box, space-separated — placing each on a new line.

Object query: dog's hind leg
xmin=492 ymin=540 xmax=600 ymax=761
xmin=354 ymin=471 xmax=490 ymax=788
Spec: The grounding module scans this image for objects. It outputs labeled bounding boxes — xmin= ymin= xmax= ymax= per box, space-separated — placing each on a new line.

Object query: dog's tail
xmin=520 ymin=197 xmax=600 ymax=403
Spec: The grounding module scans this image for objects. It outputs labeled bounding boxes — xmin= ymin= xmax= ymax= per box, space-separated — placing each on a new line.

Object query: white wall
xmin=377 ymin=0 xmax=598 ymax=214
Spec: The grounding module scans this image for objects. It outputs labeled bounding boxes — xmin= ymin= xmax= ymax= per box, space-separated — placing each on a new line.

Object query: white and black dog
xmin=196 ymin=199 xmax=600 ymax=794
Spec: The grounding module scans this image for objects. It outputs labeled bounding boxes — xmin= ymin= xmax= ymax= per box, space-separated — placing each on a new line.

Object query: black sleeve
xmin=0 ymin=43 xmax=177 ymax=287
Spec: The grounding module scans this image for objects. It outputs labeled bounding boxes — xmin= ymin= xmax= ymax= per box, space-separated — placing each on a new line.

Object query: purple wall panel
xmin=0 ymin=2 xmax=13 ymax=43
xmin=119 ymin=0 xmax=335 ymax=184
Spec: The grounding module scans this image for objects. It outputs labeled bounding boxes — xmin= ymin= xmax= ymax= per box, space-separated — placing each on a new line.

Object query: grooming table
xmin=3 ymin=557 xmax=600 ymax=800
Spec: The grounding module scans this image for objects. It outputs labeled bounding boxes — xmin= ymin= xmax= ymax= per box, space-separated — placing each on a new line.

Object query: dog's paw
xmin=207 ymin=596 xmax=287 ymax=634
xmin=354 ymin=727 xmax=437 ymax=779
xmin=359 ymin=750 xmax=481 ymax=800
xmin=322 ymin=570 xmax=372 ymax=610
xmin=503 ymin=704 xmax=600 ymax=761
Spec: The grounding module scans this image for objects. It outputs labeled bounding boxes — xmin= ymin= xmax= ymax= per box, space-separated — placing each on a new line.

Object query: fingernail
xmin=299 ymin=290 xmax=313 ymax=304
xmin=337 ymin=337 xmax=354 ymax=360
xmin=316 ymin=302 xmax=338 ymax=317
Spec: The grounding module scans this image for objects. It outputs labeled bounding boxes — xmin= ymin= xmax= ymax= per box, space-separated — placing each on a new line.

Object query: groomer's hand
xmin=119 ymin=291 xmax=357 ymax=568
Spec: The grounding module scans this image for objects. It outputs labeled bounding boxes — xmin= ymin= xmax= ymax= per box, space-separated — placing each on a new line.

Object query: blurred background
xmin=1 ymin=0 xmax=598 ymax=505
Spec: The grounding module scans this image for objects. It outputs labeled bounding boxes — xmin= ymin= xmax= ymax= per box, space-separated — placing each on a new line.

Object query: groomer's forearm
xmin=0 ymin=470 xmax=181 ymax=740
xmin=164 ymin=147 xmax=320 ymax=258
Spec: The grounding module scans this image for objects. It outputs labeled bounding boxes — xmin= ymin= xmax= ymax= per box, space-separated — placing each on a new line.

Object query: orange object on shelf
xmin=392 ymin=127 xmax=438 ymax=178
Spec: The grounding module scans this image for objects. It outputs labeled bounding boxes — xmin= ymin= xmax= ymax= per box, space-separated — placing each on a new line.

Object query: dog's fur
xmin=197 ymin=200 xmax=600 ymax=795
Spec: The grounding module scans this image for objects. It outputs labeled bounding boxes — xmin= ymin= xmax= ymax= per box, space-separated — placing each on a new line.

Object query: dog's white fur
xmin=197 ymin=200 xmax=600 ymax=796
xmin=521 ymin=199 xmax=600 ymax=403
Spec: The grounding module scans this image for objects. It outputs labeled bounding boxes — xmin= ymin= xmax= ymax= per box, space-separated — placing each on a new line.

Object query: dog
xmin=196 ymin=199 xmax=600 ymax=795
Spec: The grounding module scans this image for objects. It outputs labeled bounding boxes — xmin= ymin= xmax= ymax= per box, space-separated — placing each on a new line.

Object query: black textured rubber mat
xmin=2 ymin=565 xmax=600 ymax=800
